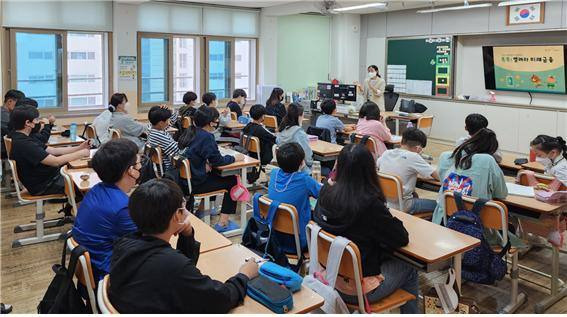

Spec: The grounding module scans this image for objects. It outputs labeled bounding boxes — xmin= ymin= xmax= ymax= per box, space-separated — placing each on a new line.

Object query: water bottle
xmin=407 ymin=121 xmax=414 ymax=129
xmin=312 ymin=161 xmax=322 ymax=183
xmin=70 ymin=123 xmax=77 ymax=142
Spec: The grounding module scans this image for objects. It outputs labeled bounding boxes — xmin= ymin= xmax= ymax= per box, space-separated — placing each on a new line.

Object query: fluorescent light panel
xmin=498 ymin=0 xmax=547 ymax=7
xmin=333 ymin=2 xmax=386 ymax=12
xmin=417 ymin=2 xmax=492 ymax=13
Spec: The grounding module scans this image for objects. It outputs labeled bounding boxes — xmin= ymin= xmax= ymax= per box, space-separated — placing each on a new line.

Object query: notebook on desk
xmin=506 ymin=183 xmax=535 ymax=198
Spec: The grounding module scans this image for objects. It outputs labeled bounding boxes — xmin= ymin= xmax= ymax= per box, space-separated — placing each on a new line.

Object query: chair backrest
xmin=517 ymin=170 xmax=567 ymax=191
xmin=109 ymin=128 xmax=121 ymax=139
xmin=85 ymin=124 xmax=97 ymax=140
xmin=352 ymin=134 xmax=377 ymax=156
xmin=242 ymin=135 xmax=261 ymax=156
xmin=306 ymin=222 xmax=366 ymax=312
xmin=67 ymin=237 xmax=98 ymax=313
xmin=230 ymin=112 xmax=237 ymax=121
xmin=444 ymin=191 xmax=509 ymax=245
xmin=417 ymin=116 xmax=434 ymax=136
xmin=377 ymin=172 xmax=404 ymax=210
xmin=306 ymin=126 xmax=331 ymax=143
xmin=97 ymin=275 xmax=119 ymax=314
xmin=3 ymin=136 xmax=12 ymax=159
xmin=181 ymin=116 xmax=192 ymax=129
xmin=144 ymin=144 xmax=164 ymax=178
xmin=264 ymin=115 xmax=278 ymax=131
xmin=258 ymin=195 xmax=302 ymax=259
xmin=173 ymin=156 xmax=192 ymax=194
xmin=60 ymin=166 xmax=78 ymax=215
xmin=7 ymin=159 xmax=27 ymax=202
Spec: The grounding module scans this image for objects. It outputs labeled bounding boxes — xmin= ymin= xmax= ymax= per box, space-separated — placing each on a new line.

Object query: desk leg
xmin=453 ymin=253 xmax=462 ymax=296
xmin=534 ymin=246 xmax=567 ymax=313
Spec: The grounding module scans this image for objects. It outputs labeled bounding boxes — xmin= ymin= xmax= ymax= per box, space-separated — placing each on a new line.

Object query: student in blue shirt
xmin=178 ymin=106 xmax=244 ymax=232
xmin=71 ymin=138 xmax=140 ymax=281
xmin=316 ymin=99 xmax=351 ymax=144
xmin=268 ymin=142 xmax=321 ymax=251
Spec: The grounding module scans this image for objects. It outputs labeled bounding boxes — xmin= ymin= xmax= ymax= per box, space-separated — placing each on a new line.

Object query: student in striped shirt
xmin=147 ymin=105 xmax=179 ymax=171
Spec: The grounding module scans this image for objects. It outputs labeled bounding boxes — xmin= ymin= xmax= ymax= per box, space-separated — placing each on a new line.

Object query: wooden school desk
xmin=68 ymin=149 xmax=97 ymax=169
xmin=48 ymin=135 xmax=85 ymax=147
xmin=216 ymin=147 xmax=261 ymax=237
xmin=169 ymin=212 xmax=232 ymax=253
xmin=390 ymin=209 xmax=480 ymax=292
xmin=310 ymin=140 xmax=343 ymax=161
xmin=68 ymin=168 xmax=101 ymax=192
xmin=197 ymin=244 xmax=324 ymax=314
xmin=521 ymin=161 xmax=545 ymax=173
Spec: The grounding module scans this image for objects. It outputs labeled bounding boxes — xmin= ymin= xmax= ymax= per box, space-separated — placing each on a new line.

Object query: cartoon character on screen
xmin=442 ymin=172 xmax=473 ymax=197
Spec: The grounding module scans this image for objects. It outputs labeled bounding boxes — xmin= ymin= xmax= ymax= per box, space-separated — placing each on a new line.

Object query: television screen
xmin=483 ymin=45 xmax=567 ymax=94
xmin=317 ymin=82 xmax=333 ymax=99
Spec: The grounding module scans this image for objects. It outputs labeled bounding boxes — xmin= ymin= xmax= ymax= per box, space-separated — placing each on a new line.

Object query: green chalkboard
xmin=386 ymin=37 xmax=453 ymax=97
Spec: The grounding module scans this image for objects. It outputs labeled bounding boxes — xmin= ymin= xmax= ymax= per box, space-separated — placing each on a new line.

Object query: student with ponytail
xmin=530 ymin=135 xmax=567 ymax=188
xmin=178 ymin=106 xmax=244 ymax=233
xmin=276 ymin=103 xmax=313 ymax=171
xmin=108 ymin=93 xmax=148 ymax=150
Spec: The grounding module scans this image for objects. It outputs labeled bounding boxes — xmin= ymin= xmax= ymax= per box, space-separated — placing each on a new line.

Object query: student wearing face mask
xmin=108 ymin=93 xmax=148 ymax=150
xmin=178 ymin=107 xmax=245 ymax=233
xmin=357 ymin=65 xmax=386 ymax=112
xmin=529 ymin=135 xmax=567 ymax=189
xmin=9 ymin=105 xmax=90 ymax=196
xmin=226 ymin=89 xmax=247 ymax=118
xmin=71 ymin=138 xmax=141 ymax=281
xmin=265 ymin=87 xmax=286 ymax=125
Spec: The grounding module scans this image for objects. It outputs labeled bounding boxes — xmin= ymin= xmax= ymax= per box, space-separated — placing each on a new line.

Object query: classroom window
xmin=235 ymin=39 xmax=256 ymax=100
xmin=207 ymin=39 xmax=231 ymax=99
xmin=11 ymin=30 xmax=110 ymax=112
xmin=173 ymin=37 xmax=196 ymax=104
xmin=140 ymin=37 xmax=169 ymax=103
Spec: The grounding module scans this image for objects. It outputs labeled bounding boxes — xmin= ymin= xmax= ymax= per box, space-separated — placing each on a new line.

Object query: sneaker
xmin=214 ymin=220 xmax=239 ymax=233
xmin=210 ymin=207 xmax=220 ymax=216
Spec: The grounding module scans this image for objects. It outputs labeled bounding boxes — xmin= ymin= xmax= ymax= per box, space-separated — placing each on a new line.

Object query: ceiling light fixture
xmin=417 ymin=1 xmax=493 ymax=13
xmin=498 ymin=0 xmax=547 ymax=7
xmin=332 ymin=2 xmax=386 ymax=12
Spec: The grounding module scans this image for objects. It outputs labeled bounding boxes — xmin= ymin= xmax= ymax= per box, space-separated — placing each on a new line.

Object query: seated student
xmin=355 ymin=101 xmax=392 ymax=157
xmin=313 ymin=143 xmax=417 ymax=314
xmin=456 ymin=113 xmax=502 ymax=163
xmin=529 ymin=135 xmax=567 ymax=188
xmin=108 ymin=93 xmax=148 ymax=150
xmin=109 ymin=178 xmax=258 ymax=313
xmin=268 ymin=142 xmax=320 ymax=251
xmin=277 ymin=103 xmax=313 ymax=172
xmin=92 ymin=93 xmax=121 ymax=146
xmin=242 ymin=104 xmax=276 ymax=165
xmin=202 ymin=92 xmax=231 ymax=126
xmin=71 ymin=138 xmax=140 ymax=281
xmin=147 ymin=105 xmax=179 ymax=171
xmin=9 ymin=105 xmax=89 ymax=196
xmin=14 ymin=98 xmax=56 ymax=146
xmin=1 ymin=90 xmax=25 ymax=158
xmin=377 ymin=128 xmax=439 ymax=214
xmin=432 ymin=128 xmax=507 ymax=225
xmin=265 ymin=87 xmax=286 ymax=125
xmin=179 ymin=91 xmax=199 ymax=118
xmin=226 ymin=89 xmax=247 ymax=118
xmin=178 ymin=107 xmax=244 ymax=232
xmin=315 ymin=99 xmax=350 ymax=144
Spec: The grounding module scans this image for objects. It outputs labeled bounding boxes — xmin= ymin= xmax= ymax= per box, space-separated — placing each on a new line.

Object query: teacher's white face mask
xmin=367 ymin=72 xmax=376 ymax=79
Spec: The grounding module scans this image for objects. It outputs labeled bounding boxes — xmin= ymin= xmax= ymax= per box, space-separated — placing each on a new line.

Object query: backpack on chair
xmin=445 ymin=192 xmax=510 ymax=284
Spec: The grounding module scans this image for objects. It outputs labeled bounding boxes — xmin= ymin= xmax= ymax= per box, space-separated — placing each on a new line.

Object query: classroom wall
xmin=276 ymin=14 xmax=331 ymax=92
xmin=359 ymin=1 xmax=567 ymax=155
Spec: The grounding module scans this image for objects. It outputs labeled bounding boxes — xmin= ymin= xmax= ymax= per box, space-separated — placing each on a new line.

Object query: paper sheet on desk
xmin=506 ymin=183 xmax=535 ymax=197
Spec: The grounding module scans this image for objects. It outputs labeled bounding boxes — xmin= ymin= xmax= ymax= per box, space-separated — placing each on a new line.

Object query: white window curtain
xmin=138 ymin=3 xmax=202 ymax=34
xmin=203 ymin=8 xmax=259 ymax=37
xmin=2 ymin=0 xmax=112 ymax=32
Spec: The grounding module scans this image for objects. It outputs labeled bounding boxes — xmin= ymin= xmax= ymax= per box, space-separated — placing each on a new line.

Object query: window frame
xmin=7 ymin=27 xmax=112 ymax=117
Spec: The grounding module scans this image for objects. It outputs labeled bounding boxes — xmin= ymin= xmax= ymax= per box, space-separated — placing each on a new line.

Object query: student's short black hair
xmin=401 ymin=127 xmax=427 ymax=148
xmin=249 ymin=104 xmax=266 ymax=120
xmin=320 ymin=99 xmax=336 ymax=115
xmin=4 ymin=89 xmax=25 ymax=104
xmin=232 ymin=89 xmax=247 ymax=99
xmin=10 ymin=105 xmax=39 ymax=130
xmin=15 ymin=97 xmax=38 ymax=108
xmin=91 ymin=138 xmax=139 ymax=184
xmin=182 ymin=91 xmax=198 ymax=105
xmin=202 ymin=92 xmax=217 ymax=106
xmin=358 ymin=101 xmax=380 ymax=121
xmin=128 ymin=178 xmax=184 ymax=235
xmin=464 ymin=113 xmax=488 ymax=136
xmin=276 ymin=142 xmax=305 ymax=173
xmin=148 ymin=106 xmax=172 ymax=126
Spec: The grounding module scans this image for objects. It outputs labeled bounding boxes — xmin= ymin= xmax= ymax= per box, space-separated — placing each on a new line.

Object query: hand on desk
xmin=234 ymin=153 xmax=245 ymax=162
xmin=78 ymin=140 xmax=91 ymax=151
xmin=240 ymin=259 xmax=259 ymax=279
xmin=78 ymin=148 xmax=91 ymax=158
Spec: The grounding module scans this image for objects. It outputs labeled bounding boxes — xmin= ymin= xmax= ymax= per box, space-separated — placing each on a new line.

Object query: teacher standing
xmin=357 ymin=65 xmax=386 ymax=112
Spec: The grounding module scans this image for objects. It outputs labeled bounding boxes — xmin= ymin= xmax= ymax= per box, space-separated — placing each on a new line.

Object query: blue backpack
xmin=446 ymin=192 xmax=510 ymax=285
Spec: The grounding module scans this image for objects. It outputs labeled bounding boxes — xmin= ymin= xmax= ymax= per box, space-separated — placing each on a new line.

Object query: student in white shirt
xmin=377 ymin=128 xmax=439 ymax=214
xmin=530 ymin=135 xmax=567 ymax=188
xmin=456 ymin=113 xmax=502 ymax=163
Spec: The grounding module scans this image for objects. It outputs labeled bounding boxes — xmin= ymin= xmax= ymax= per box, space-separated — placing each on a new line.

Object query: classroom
xmin=1 ymin=0 xmax=566 ymax=314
